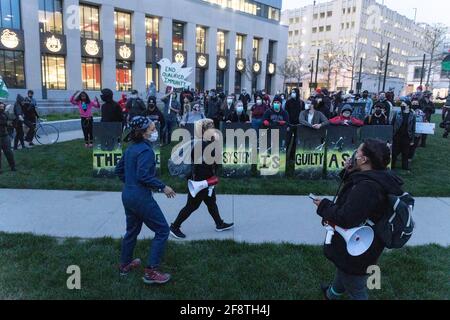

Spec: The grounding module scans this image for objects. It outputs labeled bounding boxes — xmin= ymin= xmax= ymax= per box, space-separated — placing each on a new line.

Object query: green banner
xmin=294 ymin=126 xmax=326 ymax=179
xmin=257 ymin=126 xmax=287 ymax=177
xmin=325 ymin=126 xmax=358 ymax=179
xmin=93 ymin=122 xmax=123 ymax=178
xmin=222 ymin=123 xmax=254 ymax=177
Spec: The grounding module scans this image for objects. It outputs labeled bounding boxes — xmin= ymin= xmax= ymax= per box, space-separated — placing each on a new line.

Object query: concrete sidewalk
xmin=0 ymin=189 xmax=449 ymax=246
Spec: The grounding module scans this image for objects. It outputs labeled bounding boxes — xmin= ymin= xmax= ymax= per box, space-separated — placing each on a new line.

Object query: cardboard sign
xmin=415 ymin=122 xmax=435 ymax=135
xmin=93 ymin=122 xmax=123 ymax=178
xmin=158 ymin=58 xmax=193 ymax=88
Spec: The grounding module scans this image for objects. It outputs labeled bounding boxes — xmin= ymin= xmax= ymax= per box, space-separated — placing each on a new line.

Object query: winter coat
xmin=317 ymin=170 xmax=404 ymax=275
xmin=285 ymin=96 xmax=305 ymax=125
xmin=299 ymin=110 xmax=329 ymax=127
xmin=329 ymin=115 xmax=364 ymax=127
xmin=364 ymin=114 xmax=387 ymax=126
xmin=0 ymin=111 xmax=10 ymax=137
xmin=101 ymin=94 xmax=123 ymax=123
xmin=251 ymin=103 xmax=268 ymax=120
xmin=206 ymin=97 xmax=222 ymax=120
xmin=226 ymin=112 xmax=250 ymax=123
xmin=143 ymin=107 xmax=166 ymax=130
xmin=392 ymin=111 xmax=416 ymax=142
xmin=262 ymin=108 xmax=289 ymax=126
xmin=127 ymin=98 xmax=147 ymax=119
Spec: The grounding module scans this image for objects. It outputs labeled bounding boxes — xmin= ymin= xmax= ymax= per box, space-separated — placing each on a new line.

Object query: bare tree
xmin=338 ymin=37 xmax=365 ymax=91
xmin=280 ymin=47 xmax=309 ymax=91
xmin=322 ymin=42 xmax=344 ymax=89
xmin=422 ymin=23 xmax=448 ymax=90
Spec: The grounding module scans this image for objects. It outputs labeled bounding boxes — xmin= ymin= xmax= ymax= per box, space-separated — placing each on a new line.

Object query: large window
xmin=217 ymin=31 xmax=225 ymax=56
xmin=236 ymin=34 xmax=244 ymax=58
xmin=115 ymin=11 xmax=132 ymax=43
xmin=0 ymin=0 xmax=21 ymax=29
xmin=0 ymin=49 xmax=24 ymax=88
xmin=146 ymin=16 xmax=159 ymax=47
xmin=116 ymin=60 xmax=132 ymax=91
xmin=146 ymin=64 xmax=160 ymax=92
xmin=80 ymin=4 xmax=100 ymax=39
xmin=173 ymin=22 xmax=184 ymax=51
xmin=253 ymin=38 xmax=260 ymax=60
xmin=196 ymin=26 xmax=206 ymax=53
xmin=38 ymin=0 xmax=63 ymax=34
xmin=82 ymin=57 xmax=101 ymax=91
xmin=41 ymin=55 xmax=66 ymax=90
xmin=202 ymin=0 xmax=280 ymax=21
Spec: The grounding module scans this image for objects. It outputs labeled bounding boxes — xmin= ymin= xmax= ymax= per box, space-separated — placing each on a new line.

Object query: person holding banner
xmin=391 ymin=98 xmax=416 ymax=171
xmin=329 ymin=105 xmax=364 ymax=127
xmin=262 ymin=97 xmax=289 ymax=128
xmin=162 ymin=90 xmax=181 ymax=145
xmin=419 ymin=91 xmax=435 ymax=147
xmin=115 ymin=116 xmax=176 ymax=284
xmin=251 ymin=94 xmax=267 ymax=130
xmin=314 ymin=139 xmax=403 ymax=300
xmin=299 ymin=101 xmax=329 ymax=129
xmin=226 ymin=101 xmax=250 ymax=123
xmin=363 ymin=103 xmax=387 ymax=126
xmin=221 ymin=94 xmax=236 ymax=123
xmin=170 ymin=119 xmax=234 ymax=239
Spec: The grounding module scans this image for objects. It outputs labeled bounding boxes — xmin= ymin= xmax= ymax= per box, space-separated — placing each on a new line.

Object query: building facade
xmin=282 ymin=0 xmax=428 ymax=97
xmin=1 ymin=0 xmax=287 ymax=101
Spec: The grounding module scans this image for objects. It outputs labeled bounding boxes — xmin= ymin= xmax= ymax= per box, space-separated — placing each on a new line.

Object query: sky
xmin=282 ymin=0 xmax=450 ymax=26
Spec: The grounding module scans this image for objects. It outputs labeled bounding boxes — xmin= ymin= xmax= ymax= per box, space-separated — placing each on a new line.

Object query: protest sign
xmin=93 ymin=122 xmax=123 ymax=178
xmin=325 ymin=126 xmax=358 ymax=179
xmin=294 ymin=126 xmax=326 ymax=179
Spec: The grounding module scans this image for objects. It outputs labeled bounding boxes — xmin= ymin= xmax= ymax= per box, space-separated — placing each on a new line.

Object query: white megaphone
xmin=188 ymin=176 xmax=219 ymax=198
xmin=325 ymin=223 xmax=374 ymax=257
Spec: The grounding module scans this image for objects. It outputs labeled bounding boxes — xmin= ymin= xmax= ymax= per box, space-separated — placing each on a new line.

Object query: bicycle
xmin=34 ymin=118 xmax=60 ymax=145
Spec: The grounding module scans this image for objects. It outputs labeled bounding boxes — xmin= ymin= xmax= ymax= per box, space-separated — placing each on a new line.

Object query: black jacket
xmin=0 ymin=111 xmax=9 ymax=137
xmin=364 ymin=114 xmax=388 ymax=125
xmin=143 ymin=107 xmax=166 ymax=130
xmin=285 ymin=97 xmax=304 ymax=125
xmin=392 ymin=111 xmax=416 ymax=142
xmin=226 ymin=111 xmax=250 ymax=123
xmin=191 ymin=140 xmax=216 ymax=181
xmin=206 ymin=97 xmax=222 ymax=119
xmin=419 ymin=98 xmax=435 ymax=118
xmin=127 ymin=98 xmax=146 ymax=119
xmin=101 ymin=100 xmax=123 ymax=123
xmin=317 ymin=170 xmax=404 ymax=275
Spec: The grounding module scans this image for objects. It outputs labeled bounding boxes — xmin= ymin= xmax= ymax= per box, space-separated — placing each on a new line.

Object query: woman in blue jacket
xmin=115 ymin=116 xmax=176 ymax=285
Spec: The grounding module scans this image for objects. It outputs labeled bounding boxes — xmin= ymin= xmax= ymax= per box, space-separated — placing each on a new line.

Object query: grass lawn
xmin=43 ymin=112 xmax=99 ymax=122
xmin=0 ymin=116 xmax=449 ymax=196
xmin=0 ymin=232 xmax=448 ymax=300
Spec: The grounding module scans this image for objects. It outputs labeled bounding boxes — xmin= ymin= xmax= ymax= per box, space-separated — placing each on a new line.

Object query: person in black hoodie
xmin=205 ymin=89 xmax=222 ymax=129
xmin=100 ymin=89 xmax=123 ymax=124
xmin=143 ymin=96 xmax=165 ymax=140
xmin=0 ymin=102 xmax=16 ymax=173
xmin=314 ymin=139 xmax=403 ymax=300
xmin=169 ymin=119 xmax=234 ymax=239
xmin=364 ymin=103 xmax=388 ymax=125
xmin=285 ymin=88 xmax=304 ymax=160
xmin=13 ymin=94 xmax=26 ymax=150
xmin=418 ymin=91 xmax=435 ymax=147
xmin=391 ymin=99 xmax=416 ymax=171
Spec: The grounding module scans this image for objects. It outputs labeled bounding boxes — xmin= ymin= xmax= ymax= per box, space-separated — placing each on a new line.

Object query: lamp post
xmin=382 ymin=42 xmax=390 ymax=92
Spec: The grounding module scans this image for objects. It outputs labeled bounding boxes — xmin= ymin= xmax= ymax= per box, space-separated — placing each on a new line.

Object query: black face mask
xmin=363 ymin=94 xmax=368 ymax=99
xmin=375 ymin=109 xmax=382 ymax=116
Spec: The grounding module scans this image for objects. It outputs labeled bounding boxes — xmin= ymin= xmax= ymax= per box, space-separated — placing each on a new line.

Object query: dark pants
xmin=0 ymin=136 xmax=15 ymax=170
xmin=172 ymin=188 xmax=223 ymax=228
xmin=120 ymin=190 xmax=170 ymax=268
xmin=408 ymin=136 xmax=421 ymax=161
xmin=443 ymin=124 xmax=449 ymax=138
xmin=13 ymin=120 xmax=24 ymax=149
xmin=24 ymin=119 xmax=36 ymax=143
xmin=81 ymin=117 xmax=93 ymax=144
xmin=286 ymin=125 xmax=298 ymax=161
xmin=164 ymin=120 xmax=178 ymax=144
xmin=327 ymin=268 xmax=369 ymax=300
xmin=392 ymin=136 xmax=410 ymax=170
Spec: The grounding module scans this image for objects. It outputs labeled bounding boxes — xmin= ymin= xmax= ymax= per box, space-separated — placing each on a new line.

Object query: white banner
xmin=415 ymin=122 xmax=435 ymax=135
xmin=158 ymin=58 xmax=193 ymax=88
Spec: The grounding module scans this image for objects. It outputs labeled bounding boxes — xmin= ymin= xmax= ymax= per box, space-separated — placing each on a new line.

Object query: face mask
xmin=305 ymin=103 xmax=311 ymax=110
xmin=256 ymin=100 xmax=262 ymax=105
xmin=363 ymin=94 xmax=368 ymax=99
xmin=236 ymin=106 xmax=244 ymax=114
xmin=291 ymin=93 xmax=297 ymax=99
xmin=375 ymin=109 xmax=382 ymax=116
xmin=227 ymin=99 xmax=233 ymax=105
xmin=343 ymin=111 xmax=351 ymax=117
xmin=262 ymin=91 xmax=266 ymax=95
xmin=149 ymin=131 xmax=159 ymax=142
xmin=149 ymin=103 xmax=156 ymax=109
xmin=273 ymin=103 xmax=281 ymax=112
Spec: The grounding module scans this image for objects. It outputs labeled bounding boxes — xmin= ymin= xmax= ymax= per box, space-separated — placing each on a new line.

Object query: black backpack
xmin=368 ymin=190 xmax=415 ymax=249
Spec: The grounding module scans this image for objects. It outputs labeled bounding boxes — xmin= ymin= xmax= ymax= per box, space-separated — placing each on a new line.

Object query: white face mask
xmin=236 ymin=106 xmax=244 ymax=114
xmin=149 ymin=131 xmax=159 ymax=142
xmin=291 ymin=93 xmax=297 ymax=99
xmin=343 ymin=111 xmax=351 ymax=118
xmin=227 ymin=99 xmax=233 ymax=105
xmin=305 ymin=103 xmax=311 ymax=110
xmin=256 ymin=100 xmax=262 ymax=105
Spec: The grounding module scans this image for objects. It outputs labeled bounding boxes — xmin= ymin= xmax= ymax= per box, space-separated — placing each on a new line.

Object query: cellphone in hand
xmin=309 ymin=193 xmax=319 ymax=201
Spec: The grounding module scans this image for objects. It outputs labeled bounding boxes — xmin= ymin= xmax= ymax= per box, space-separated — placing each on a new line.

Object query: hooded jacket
xmin=317 ymin=170 xmax=404 ymax=275
xmin=13 ymin=95 xmax=25 ymax=123
xmin=392 ymin=111 xmax=416 ymax=142
xmin=285 ymin=88 xmax=304 ymax=125
xmin=100 ymin=89 xmax=123 ymax=123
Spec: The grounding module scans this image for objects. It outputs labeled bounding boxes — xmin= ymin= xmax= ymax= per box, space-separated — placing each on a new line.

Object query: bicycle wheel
xmin=35 ymin=124 xmax=60 ymax=145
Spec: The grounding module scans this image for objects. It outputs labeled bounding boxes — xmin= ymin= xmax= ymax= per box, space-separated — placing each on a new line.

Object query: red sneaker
xmin=119 ymin=258 xmax=141 ymax=276
xmin=143 ymin=268 xmax=171 ymax=284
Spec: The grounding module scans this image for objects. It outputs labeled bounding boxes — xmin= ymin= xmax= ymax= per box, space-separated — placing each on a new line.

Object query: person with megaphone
xmin=312 ymin=139 xmax=404 ymax=300
xmin=170 ymin=119 xmax=234 ymax=239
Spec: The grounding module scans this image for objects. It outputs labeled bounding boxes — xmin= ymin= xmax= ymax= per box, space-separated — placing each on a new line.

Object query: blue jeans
xmin=251 ymin=118 xmax=263 ymax=131
xmin=120 ymin=189 xmax=170 ymax=268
